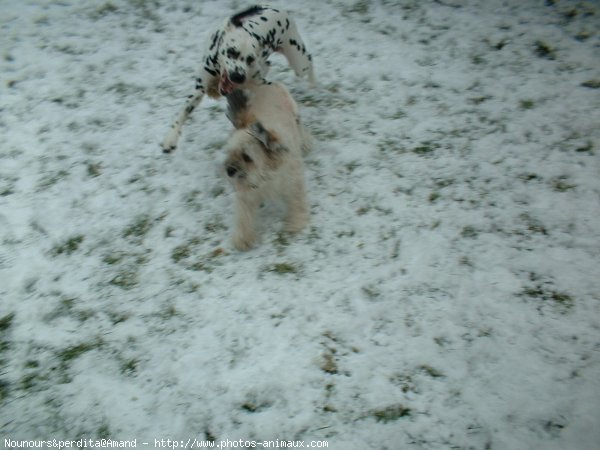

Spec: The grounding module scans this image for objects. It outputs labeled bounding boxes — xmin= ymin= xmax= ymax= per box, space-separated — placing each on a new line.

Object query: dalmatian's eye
xmin=227 ymin=47 xmax=240 ymax=59
xmin=246 ymin=56 xmax=255 ymax=65
xmin=242 ymin=152 xmax=253 ymax=163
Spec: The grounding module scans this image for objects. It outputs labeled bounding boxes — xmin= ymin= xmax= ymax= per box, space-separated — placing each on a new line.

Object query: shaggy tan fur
xmin=223 ymin=83 xmax=312 ymax=250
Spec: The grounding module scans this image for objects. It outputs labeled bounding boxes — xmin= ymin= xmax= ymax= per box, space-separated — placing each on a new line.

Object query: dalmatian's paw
xmin=161 ymin=129 xmax=179 ymax=154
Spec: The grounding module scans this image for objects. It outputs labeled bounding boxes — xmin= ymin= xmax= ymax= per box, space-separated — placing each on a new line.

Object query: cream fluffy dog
xmin=223 ymin=82 xmax=312 ymax=250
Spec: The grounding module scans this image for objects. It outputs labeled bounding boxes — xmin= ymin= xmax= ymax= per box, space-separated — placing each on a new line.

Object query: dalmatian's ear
xmin=249 ymin=122 xmax=289 ymax=156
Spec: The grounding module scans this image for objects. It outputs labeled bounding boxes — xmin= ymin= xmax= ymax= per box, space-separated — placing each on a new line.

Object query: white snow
xmin=1 ymin=0 xmax=600 ymax=449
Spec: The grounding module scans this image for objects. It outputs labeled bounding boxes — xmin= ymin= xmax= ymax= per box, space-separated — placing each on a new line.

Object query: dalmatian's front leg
xmin=161 ymin=66 xmax=220 ymax=154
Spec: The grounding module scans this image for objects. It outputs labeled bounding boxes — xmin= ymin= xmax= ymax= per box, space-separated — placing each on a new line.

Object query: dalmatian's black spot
xmin=227 ymin=47 xmax=241 ymax=59
xmin=230 ymin=5 xmax=265 ymax=27
xmin=161 ymin=6 xmax=314 ymax=154
xmin=209 ymin=31 xmax=222 ymax=51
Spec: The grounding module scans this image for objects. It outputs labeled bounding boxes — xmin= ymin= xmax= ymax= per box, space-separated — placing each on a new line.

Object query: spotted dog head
xmin=218 ymin=6 xmax=270 ymax=95
xmin=224 ymin=122 xmax=288 ymax=192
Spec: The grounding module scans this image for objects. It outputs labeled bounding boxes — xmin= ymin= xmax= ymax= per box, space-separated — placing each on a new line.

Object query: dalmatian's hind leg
xmin=279 ymin=16 xmax=316 ymax=86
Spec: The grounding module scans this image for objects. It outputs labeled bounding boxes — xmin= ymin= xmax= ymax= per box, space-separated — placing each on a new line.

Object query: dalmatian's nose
xmin=229 ymin=71 xmax=246 ymax=84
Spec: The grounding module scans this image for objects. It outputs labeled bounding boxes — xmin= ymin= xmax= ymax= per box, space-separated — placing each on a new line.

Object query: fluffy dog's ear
xmin=249 ymin=122 xmax=289 ymax=156
xmin=226 ymin=90 xmax=249 ymax=128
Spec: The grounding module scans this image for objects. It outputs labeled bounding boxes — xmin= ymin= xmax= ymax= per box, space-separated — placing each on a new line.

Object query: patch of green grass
xmin=390 ymin=373 xmax=418 ymax=393
xmin=159 ymin=304 xmax=178 ymax=320
xmin=97 ymin=423 xmax=111 ymax=439
xmin=86 ymin=163 xmax=102 ymax=178
xmin=468 ymin=95 xmax=492 ymax=105
xmin=241 ymin=402 xmax=259 ymax=412
xmin=57 ymin=340 xmax=102 ymax=363
xmin=519 ymin=99 xmax=535 ymax=110
xmin=265 ymin=262 xmax=301 ymax=275
xmin=413 ymin=141 xmax=440 ymax=155
xmin=210 ymin=185 xmax=225 ymax=198
xmin=171 ymin=244 xmax=192 ymax=263
xmin=362 ymin=285 xmax=381 ymax=300
xmin=518 ymin=173 xmax=541 ymax=182
xmin=320 ymin=353 xmax=338 ymax=375
xmin=204 ymin=218 xmax=227 ymax=233
xmin=372 ymin=404 xmax=412 ymax=423
xmin=51 ymin=235 xmax=84 ymax=256
xmin=107 ymin=82 xmax=145 ymax=96
xmin=336 ymin=229 xmax=356 ymax=238
xmin=37 ymin=170 xmax=69 ymax=191
xmin=389 ymin=109 xmax=406 ymax=119
xmin=0 ymin=339 xmax=10 ymax=355
xmin=519 ymin=213 xmax=548 ymax=235
xmin=344 ymin=160 xmax=361 ymax=174
xmin=581 ymin=79 xmax=600 ymax=89
xmin=20 ymin=372 xmax=48 ymax=391
xmin=461 ymin=226 xmax=479 ymax=239
xmin=91 ymin=2 xmax=118 ymax=19
xmin=103 ymin=252 xmax=125 ymax=265
xmin=0 ymin=313 xmax=14 ymax=332
xmin=121 ymin=358 xmax=139 ymax=375
xmin=357 ymin=205 xmax=371 ymax=215
xmin=575 ymin=141 xmax=594 ymax=153
xmin=182 ymin=190 xmax=203 ymax=212
xmin=348 ymin=0 xmax=369 ymax=14
xmin=471 ymin=54 xmax=486 ymax=65
xmin=109 ymin=267 xmax=139 ymax=290
xmin=520 ymin=285 xmax=575 ymax=312
xmin=428 ymin=191 xmax=440 ymax=203
xmin=44 ymin=296 xmax=94 ymax=323
xmin=418 ymin=364 xmax=445 ymax=378
xmin=123 ymin=215 xmax=153 ymax=239
xmin=0 ymin=379 xmax=9 ymax=402
xmin=107 ymin=311 xmax=129 ymax=325
xmin=273 ymin=231 xmax=290 ymax=249
xmin=0 ymin=313 xmax=14 ymax=367
xmin=377 ymin=138 xmax=405 ymax=154
xmin=170 ymin=239 xmax=217 ymax=272
xmin=534 ymin=40 xmax=556 ymax=60
xmin=551 ymin=176 xmax=576 ymax=192
xmin=187 ymin=261 xmax=213 ymax=273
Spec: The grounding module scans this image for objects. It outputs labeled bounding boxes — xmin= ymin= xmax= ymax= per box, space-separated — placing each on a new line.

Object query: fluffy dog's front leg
xmin=232 ymin=193 xmax=260 ymax=250
xmin=283 ymin=174 xmax=309 ymax=234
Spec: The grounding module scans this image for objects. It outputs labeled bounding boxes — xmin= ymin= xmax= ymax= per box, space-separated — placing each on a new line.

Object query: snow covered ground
xmin=1 ymin=0 xmax=600 ymax=448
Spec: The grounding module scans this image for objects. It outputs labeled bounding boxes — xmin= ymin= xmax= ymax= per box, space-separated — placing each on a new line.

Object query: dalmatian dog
xmin=161 ymin=5 xmax=315 ymax=154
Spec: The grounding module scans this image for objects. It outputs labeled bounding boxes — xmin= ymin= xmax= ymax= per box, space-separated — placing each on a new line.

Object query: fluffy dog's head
xmin=224 ymin=122 xmax=288 ymax=192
